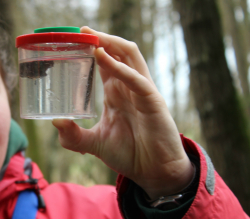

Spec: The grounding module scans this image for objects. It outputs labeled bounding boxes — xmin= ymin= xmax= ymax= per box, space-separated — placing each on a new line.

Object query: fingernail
xmin=52 ymin=119 xmax=65 ymax=133
xmin=95 ymin=47 xmax=105 ymax=57
xmin=97 ymin=47 xmax=104 ymax=52
xmin=80 ymin=26 xmax=90 ymax=32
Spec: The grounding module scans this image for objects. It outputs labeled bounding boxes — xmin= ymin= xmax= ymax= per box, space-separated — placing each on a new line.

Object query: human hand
xmin=52 ymin=27 xmax=194 ymax=200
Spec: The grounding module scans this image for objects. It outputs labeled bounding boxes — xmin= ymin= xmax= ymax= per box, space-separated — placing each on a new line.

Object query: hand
xmin=52 ymin=27 xmax=194 ymax=199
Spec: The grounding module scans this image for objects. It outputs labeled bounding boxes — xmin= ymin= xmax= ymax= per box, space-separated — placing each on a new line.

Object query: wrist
xmin=141 ymin=157 xmax=195 ymax=200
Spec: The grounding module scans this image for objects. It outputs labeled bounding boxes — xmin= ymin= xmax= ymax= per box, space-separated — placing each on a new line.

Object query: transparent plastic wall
xmin=18 ymin=43 xmax=96 ymax=119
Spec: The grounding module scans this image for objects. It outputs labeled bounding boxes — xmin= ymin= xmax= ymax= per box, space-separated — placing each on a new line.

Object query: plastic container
xmin=16 ymin=27 xmax=99 ymax=120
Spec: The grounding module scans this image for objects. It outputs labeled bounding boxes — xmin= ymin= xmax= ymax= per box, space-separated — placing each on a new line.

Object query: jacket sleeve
xmin=116 ymin=134 xmax=249 ymax=219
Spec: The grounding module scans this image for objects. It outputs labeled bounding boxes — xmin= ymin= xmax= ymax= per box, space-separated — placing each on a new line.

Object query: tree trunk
xmin=218 ymin=0 xmax=250 ymax=117
xmin=239 ymin=0 xmax=250 ymax=53
xmin=169 ymin=25 xmax=179 ymax=123
xmin=173 ymin=0 xmax=250 ymax=214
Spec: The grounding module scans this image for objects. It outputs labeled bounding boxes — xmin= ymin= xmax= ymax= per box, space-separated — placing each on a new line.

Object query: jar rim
xmin=16 ymin=32 xmax=99 ymax=48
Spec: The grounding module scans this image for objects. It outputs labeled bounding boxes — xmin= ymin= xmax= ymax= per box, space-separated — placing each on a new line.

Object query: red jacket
xmin=0 ymin=135 xmax=248 ymax=219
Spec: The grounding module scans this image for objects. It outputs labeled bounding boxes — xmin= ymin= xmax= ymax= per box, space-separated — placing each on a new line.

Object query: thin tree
xmin=218 ymin=0 xmax=250 ymax=117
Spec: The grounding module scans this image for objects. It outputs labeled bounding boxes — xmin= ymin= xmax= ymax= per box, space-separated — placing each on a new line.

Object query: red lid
xmin=16 ymin=32 xmax=99 ymax=49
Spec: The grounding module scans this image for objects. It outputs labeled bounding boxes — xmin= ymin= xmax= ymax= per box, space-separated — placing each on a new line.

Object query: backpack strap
xmin=12 ymin=190 xmax=38 ymax=219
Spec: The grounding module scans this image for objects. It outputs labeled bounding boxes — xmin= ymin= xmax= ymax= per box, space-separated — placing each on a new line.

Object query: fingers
xmin=81 ymin=26 xmax=139 ymax=59
xmin=95 ymin=47 xmax=156 ymax=96
xmin=52 ymin=119 xmax=97 ymax=155
xmin=81 ymin=26 xmax=153 ymax=83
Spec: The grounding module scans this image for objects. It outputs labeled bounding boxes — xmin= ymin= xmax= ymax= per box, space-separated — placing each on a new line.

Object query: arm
xmin=52 ymin=26 xmax=194 ymax=200
xmin=117 ymin=135 xmax=249 ymax=218
xmin=52 ymin=27 xmax=248 ymax=218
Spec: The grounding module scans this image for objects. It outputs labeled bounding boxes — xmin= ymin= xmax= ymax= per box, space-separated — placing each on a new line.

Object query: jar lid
xmin=16 ymin=26 xmax=99 ymax=48
xmin=34 ymin=26 xmax=80 ymax=33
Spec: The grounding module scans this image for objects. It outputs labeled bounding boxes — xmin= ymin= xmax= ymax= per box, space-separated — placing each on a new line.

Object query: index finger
xmin=81 ymin=26 xmax=141 ymax=59
xmin=80 ymin=26 xmax=153 ymax=82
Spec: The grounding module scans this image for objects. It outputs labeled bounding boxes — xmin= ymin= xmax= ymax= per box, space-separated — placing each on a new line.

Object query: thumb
xmin=52 ymin=119 xmax=97 ymax=155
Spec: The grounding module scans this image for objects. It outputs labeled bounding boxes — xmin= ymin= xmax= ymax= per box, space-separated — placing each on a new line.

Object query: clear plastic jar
xmin=16 ymin=27 xmax=99 ymax=120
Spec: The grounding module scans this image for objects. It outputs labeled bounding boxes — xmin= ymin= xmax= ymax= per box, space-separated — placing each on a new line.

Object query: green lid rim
xmin=34 ymin=26 xmax=81 ymax=33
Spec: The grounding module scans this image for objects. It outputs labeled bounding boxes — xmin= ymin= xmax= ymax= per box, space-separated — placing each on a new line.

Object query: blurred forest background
xmin=1 ymin=0 xmax=250 ymax=214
